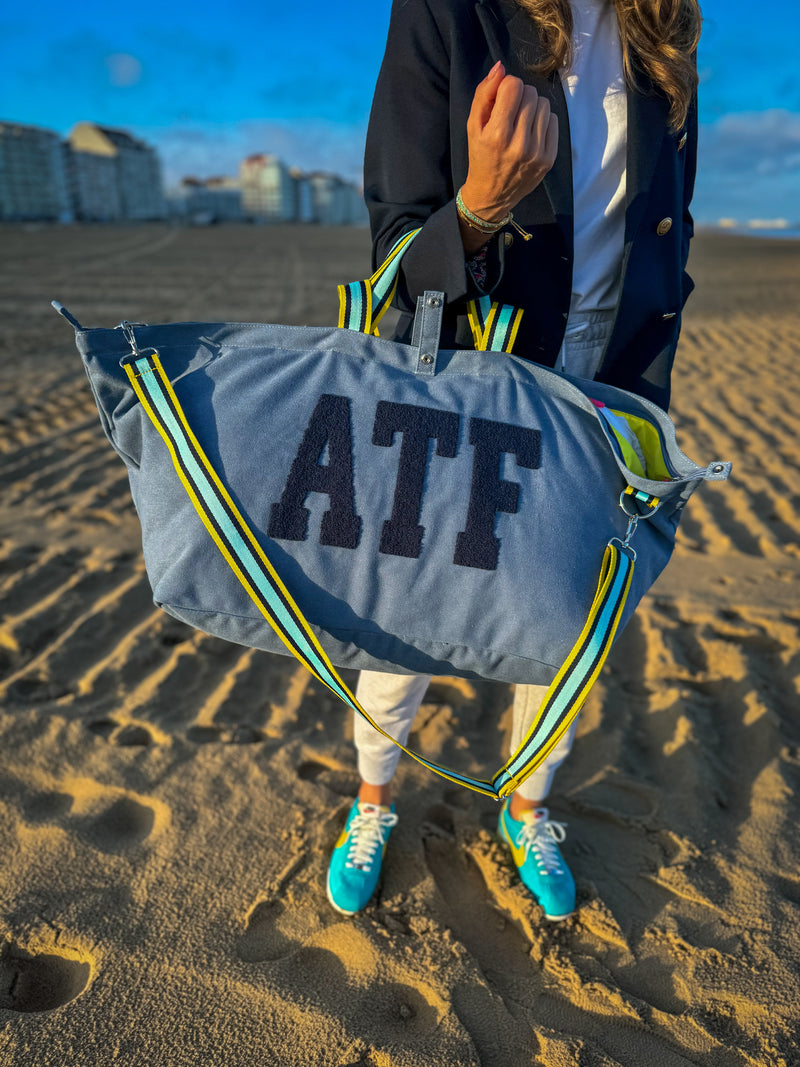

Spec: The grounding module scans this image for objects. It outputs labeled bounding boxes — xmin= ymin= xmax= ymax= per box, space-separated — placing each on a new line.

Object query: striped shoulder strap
xmin=466 ymin=294 xmax=524 ymax=354
xmin=338 ymin=228 xmax=420 ymax=337
xmin=338 ymin=229 xmax=524 ymax=354
xmin=122 ymin=347 xmax=644 ymax=799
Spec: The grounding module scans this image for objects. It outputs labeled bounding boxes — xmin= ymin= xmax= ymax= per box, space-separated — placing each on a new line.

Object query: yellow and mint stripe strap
xmin=491 ymin=542 xmax=633 ymax=797
xmin=623 ymin=486 xmax=660 ymax=510
xmin=123 ymin=349 xmax=636 ymax=799
xmin=466 ymin=294 xmax=524 ymax=354
xmin=338 ymin=228 xmax=421 ymax=337
xmin=338 ymin=230 xmax=524 ymax=354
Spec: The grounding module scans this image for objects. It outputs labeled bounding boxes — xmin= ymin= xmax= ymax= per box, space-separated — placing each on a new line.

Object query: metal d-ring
xmin=619 ymin=489 xmax=662 ymax=519
xmin=609 ymin=536 xmax=637 ymax=562
xmin=611 ymin=488 xmax=662 ymax=562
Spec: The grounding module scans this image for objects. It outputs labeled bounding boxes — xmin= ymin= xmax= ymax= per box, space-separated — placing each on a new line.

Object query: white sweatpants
xmin=353 ymin=670 xmax=578 ymax=801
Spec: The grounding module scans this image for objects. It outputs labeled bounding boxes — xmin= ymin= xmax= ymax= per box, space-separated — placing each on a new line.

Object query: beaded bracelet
xmin=456 ymin=187 xmax=533 ymax=240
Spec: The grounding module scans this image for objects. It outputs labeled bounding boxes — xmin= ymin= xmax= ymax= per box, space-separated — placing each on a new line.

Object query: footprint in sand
xmin=419 ymin=803 xmax=457 ymax=839
xmin=0 ymin=944 xmax=93 ymax=1013
xmin=186 ymin=723 xmax=263 ymax=745
xmin=112 ymin=724 xmax=153 ymax=747
xmin=421 ymin=833 xmax=545 ymax=1064
xmin=237 ymin=900 xmax=295 ymax=963
xmin=77 ymin=794 xmax=156 ymax=853
xmin=572 ymin=777 xmax=661 ymax=827
xmin=296 ymin=759 xmax=359 ymax=798
xmin=88 ymin=718 xmax=158 ymax=747
xmin=22 ymin=778 xmax=168 ymax=855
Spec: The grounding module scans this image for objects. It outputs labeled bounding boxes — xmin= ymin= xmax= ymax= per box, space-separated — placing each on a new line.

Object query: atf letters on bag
xmin=267 ymin=393 xmax=542 ymax=571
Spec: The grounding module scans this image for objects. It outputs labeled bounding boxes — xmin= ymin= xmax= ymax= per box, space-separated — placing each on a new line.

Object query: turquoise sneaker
xmin=498 ymin=801 xmax=576 ymax=921
xmin=326 ymin=799 xmax=398 ymax=916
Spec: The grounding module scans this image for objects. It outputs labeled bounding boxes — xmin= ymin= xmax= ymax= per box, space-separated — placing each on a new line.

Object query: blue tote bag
xmin=52 ymin=230 xmax=730 ymax=797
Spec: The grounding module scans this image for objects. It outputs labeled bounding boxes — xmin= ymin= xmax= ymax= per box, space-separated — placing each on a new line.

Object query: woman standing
xmin=327 ymin=0 xmax=701 ymax=919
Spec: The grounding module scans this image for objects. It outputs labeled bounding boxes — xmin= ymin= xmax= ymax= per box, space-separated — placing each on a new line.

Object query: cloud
xmin=702 ymin=109 xmax=800 ymax=164
xmin=143 ymin=118 xmax=367 ymax=187
xmin=692 ymin=109 xmax=800 ymax=222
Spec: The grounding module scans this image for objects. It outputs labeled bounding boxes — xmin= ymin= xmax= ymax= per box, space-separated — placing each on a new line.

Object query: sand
xmin=0 ymin=223 xmax=798 ymax=1066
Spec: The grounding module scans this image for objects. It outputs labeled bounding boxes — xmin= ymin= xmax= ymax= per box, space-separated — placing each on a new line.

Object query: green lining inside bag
xmin=595 ymin=404 xmax=675 ymax=481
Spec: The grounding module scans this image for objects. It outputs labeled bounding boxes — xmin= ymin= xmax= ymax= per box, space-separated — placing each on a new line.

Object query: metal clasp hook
xmin=610 ymin=515 xmax=639 ymax=561
xmin=115 ymin=320 xmax=149 ymax=358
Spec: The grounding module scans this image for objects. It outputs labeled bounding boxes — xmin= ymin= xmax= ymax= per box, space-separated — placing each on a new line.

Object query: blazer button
xmin=504 ymin=232 xmax=514 ymax=248
xmin=678 ymin=131 xmax=687 ymax=150
xmin=656 ymin=217 xmax=673 ymax=236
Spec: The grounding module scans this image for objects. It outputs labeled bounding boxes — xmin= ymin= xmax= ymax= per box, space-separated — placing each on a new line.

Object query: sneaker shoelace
xmin=516 ymin=817 xmax=568 ymax=877
xmin=346 ymin=804 xmax=399 ymax=870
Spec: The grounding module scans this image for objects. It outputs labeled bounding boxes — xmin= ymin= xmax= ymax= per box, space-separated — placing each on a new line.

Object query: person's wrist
xmin=459 ymin=181 xmax=513 ymax=224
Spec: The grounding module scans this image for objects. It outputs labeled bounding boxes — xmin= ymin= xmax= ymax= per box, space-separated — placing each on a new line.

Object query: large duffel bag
xmin=52 ymin=230 xmax=730 ymax=796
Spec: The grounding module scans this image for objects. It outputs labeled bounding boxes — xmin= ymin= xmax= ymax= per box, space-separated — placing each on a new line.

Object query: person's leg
xmin=353 ymin=669 xmax=433 ymax=802
xmin=327 ymin=670 xmax=431 ymax=915
xmin=499 ymin=683 xmax=578 ymax=920
xmin=508 ymin=683 xmax=579 ymax=816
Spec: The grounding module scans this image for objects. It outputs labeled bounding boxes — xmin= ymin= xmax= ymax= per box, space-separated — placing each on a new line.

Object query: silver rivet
xmin=712 ymin=463 xmax=724 ymax=473
xmin=426 ymin=296 xmax=441 ymax=308
xmin=420 ymin=354 xmax=433 ymax=364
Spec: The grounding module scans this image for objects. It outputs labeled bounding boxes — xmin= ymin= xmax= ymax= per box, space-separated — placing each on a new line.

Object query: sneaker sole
xmin=325 ymin=871 xmax=360 ymax=917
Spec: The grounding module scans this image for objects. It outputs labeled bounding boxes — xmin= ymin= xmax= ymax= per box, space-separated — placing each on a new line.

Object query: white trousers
xmin=354 ymin=671 xmax=578 ymax=801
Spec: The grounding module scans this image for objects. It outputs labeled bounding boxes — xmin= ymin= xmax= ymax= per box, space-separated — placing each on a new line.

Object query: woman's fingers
xmin=530 ymin=93 xmax=555 ymax=162
xmin=515 ymin=86 xmax=546 ymax=150
xmin=487 ymin=75 xmax=528 ymax=139
xmin=468 ymin=61 xmax=506 ymax=131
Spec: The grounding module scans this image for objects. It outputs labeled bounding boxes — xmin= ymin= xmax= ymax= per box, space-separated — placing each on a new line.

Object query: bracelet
xmin=456 ymin=187 xmax=533 ymax=240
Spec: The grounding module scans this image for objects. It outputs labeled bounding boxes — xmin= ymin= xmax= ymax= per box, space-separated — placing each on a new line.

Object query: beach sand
xmin=0 ymin=223 xmax=798 ymax=1066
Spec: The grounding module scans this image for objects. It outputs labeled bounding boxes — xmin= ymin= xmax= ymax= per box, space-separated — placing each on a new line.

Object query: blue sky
xmin=1 ymin=0 xmax=798 ymax=223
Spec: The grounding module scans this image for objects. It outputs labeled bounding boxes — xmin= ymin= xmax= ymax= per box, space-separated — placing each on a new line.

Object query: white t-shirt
xmin=560 ymin=0 xmax=627 ymax=313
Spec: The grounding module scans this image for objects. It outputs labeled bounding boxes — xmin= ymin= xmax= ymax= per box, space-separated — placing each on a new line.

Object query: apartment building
xmin=240 ymin=154 xmax=295 ymax=221
xmin=0 ymin=121 xmax=72 ymax=221
xmin=67 ymin=122 xmax=166 ymax=221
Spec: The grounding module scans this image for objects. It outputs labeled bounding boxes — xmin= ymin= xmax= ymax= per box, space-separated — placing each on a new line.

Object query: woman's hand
xmin=461 ymin=60 xmax=558 ymax=224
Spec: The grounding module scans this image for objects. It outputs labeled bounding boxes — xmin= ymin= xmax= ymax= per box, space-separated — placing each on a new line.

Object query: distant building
xmin=307 ymin=172 xmax=367 ymax=226
xmin=240 ymin=154 xmax=295 ymax=221
xmin=66 ymin=122 xmax=166 ymax=221
xmin=166 ymin=175 xmax=244 ymax=223
xmin=344 ymin=183 xmax=368 ymax=226
xmin=747 ymin=218 xmax=789 ymax=230
xmin=0 ymin=120 xmax=72 ymax=221
xmin=289 ymin=167 xmax=314 ymax=223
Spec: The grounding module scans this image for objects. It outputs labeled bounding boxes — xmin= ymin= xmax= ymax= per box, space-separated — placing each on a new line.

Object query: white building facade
xmin=66 ymin=122 xmax=166 ymax=221
xmin=240 ymin=154 xmax=295 ymax=221
xmin=0 ymin=121 xmax=72 ymax=221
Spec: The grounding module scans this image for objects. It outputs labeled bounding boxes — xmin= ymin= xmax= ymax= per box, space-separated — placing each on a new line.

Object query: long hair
xmin=515 ymin=0 xmax=701 ymax=131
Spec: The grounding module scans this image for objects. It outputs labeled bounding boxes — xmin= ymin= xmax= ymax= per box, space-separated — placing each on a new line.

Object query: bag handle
xmin=338 ymin=229 xmax=524 ymax=355
xmin=120 ymin=343 xmax=656 ymax=798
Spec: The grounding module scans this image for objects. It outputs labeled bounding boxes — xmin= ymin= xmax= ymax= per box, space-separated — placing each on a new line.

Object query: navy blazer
xmin=364 ymin=0 xmax=698 ymax=411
